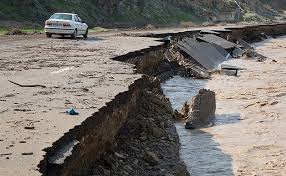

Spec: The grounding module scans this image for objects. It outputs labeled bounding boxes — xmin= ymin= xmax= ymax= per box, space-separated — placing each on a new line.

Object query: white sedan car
xmin=44 ymin=13 xmax=88 ymax=39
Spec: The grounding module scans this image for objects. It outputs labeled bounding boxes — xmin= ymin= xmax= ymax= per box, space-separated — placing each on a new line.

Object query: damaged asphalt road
xmin=0 ymin=34 xmax=162 ymax=176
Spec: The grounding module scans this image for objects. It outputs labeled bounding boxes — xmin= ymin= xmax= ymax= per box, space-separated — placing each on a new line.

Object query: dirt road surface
xmin=206 ymin=36 xmax=286 ymax=175
xmin=0 ymin=34 xmax=162 ymax=176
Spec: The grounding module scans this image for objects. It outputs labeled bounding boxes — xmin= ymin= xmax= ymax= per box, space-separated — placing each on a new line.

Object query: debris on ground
xmin=5 ymin=28 xmax=27 ymax=35
xmin=8 ymin=80 xmax=46 ymax=88
xmin=220 ymin=64 xmax=246 ymax=76
xmin=232 ymin=47 xmax=244 ymax=58
xmin=184 ymin=89 xmax=216 ymax=129
xmin=197 ymin=34 xmax=239 ymax=50
xmin=166 ymin=45 xmax=210 ymax=79
xmin=173 ymin=109 xmax=186 ymax=120
xmin=66 ymin=108 xmax=79 ymax=115
xmin=178 ymin=37 xmax=229 ymax=70
xmin=24 ymin=126 xmax=35 ymax=130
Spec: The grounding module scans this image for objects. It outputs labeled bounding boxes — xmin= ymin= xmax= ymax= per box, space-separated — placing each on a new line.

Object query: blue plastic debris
xmin=66 ymin=108 xmax=79 ymax=115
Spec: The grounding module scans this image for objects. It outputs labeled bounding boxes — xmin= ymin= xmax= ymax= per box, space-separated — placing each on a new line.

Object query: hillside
xmin=0 ymin=0 xmax=285 ymax=28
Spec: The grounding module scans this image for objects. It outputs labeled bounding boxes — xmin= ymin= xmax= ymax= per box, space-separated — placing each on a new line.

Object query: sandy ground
xmin=0 ymin=34 xmax=162 ymax=176
xmin=205 ymin=36 xmax=286 ymax=175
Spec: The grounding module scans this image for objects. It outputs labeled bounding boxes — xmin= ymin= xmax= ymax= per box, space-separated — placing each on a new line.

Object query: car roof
xmin=53 ymin=13 xmax=77 ymax=16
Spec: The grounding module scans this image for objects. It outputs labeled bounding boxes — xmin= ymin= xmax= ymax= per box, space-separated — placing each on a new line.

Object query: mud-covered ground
xmin=205 ymin=36 xmax=286 ymax=175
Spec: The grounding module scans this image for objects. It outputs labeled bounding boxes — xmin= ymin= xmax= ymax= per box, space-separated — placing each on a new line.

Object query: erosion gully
xmin=161 ymin=76 xmax=237 ymax=176
xmin=40 ymin=23 xmax=286 ymax=175
xmin=124 ymin=23 xmax=286 ymax=175
xmin=165 ymin=35 xmax=286 ymax=176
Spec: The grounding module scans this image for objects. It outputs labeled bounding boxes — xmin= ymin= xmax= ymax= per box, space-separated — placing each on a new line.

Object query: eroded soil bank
xmin=162 ymin=36 xmax=286 ymax=176
xmin=92 ymin=77 xmax=188 ymax=176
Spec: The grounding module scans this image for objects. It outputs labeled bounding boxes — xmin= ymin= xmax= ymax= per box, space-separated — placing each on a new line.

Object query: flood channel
xmin=162 ymin=76 xmax=236 ymax=176
xmin=161 ymin=36 xmax=286 ymax=175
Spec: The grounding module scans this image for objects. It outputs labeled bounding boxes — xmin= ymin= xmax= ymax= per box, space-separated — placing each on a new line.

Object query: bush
xmin=5 ymin=28 xmax=27 ymax=35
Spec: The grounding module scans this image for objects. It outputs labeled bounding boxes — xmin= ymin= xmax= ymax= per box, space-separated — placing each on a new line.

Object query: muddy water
xmin=162 ymin=76 xmax=235 ymax=176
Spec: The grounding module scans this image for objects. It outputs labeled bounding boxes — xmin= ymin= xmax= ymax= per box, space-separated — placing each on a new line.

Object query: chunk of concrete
xmin=185 ymin=89 xmax=216 ymax=129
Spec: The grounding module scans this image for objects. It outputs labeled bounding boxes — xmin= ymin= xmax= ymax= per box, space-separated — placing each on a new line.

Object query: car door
xmin=75 ymin=15 xmax=84 ymax=34
xmin=74 ymin=15 xmax=81 ymax=34
xmin=77 ymin=16 xmax=86 ymax=34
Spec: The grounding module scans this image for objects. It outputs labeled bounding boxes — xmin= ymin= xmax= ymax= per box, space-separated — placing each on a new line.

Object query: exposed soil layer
xmin=92 ymin=78 xmax=189 ymax=176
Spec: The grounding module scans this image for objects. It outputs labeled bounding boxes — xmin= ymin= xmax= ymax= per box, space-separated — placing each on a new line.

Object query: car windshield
xmin=49 ymin=14 xmax=72 ymax=20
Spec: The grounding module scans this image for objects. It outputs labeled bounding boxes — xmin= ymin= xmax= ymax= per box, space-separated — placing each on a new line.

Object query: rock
xmin=139 ymin=132 xmax=148 ymax=141
xmin=181 ymin=101 xmax=191 ymax=117
xmin=173 ymin=110 xmax=184 ymax=120
xmin=185 ymin=89 xmax=216 ymax=129
xmin=133 ymin=159 xmax=139 ymax=165
xmin=173 ymin=101 xmax=191 ymax=120
xmin=246 ymin=49 xmax=256 ymax=58
xmin=159 ymin=122 xmax=165 ymax=129
xmin=143 ymin=151 xmax=160 ymax=166
xmin=114 ymin=152 xmax=126 ymax=159
xmin=103 ymin=168 xmax=111 ymax=176
xmin=124 ymin=165 xmax=133 ymax=171
xmin=152 ymin=126 xmax=163 ymax=138
xmin=139 ymin=136 xmax=147 ymax=141
xmin=176 ymin=161 xmax=190 ymax=176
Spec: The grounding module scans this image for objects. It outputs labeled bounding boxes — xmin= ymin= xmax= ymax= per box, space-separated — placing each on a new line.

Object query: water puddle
xmin=162 ymin=76 xmax=234 ymax=176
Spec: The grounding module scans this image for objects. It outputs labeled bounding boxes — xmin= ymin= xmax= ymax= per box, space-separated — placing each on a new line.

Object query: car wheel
xmin=83 ymin=28 xmax=88 ymax=39
xmin=71 ymin=29 xmax=77 ymax=39
xmin=46 ymin=33 xmax=52 ymax=38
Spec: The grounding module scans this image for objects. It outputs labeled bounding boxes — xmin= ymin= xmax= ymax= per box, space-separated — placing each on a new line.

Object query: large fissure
xmin=39 ymin=23 xmax=286 ymax=176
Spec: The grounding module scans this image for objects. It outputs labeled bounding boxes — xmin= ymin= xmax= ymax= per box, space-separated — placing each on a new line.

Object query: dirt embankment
xmin=92 ymin=77 xmax=188 ymax=176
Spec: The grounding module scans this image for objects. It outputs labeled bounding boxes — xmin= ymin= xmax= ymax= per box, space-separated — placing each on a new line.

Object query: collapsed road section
xmin=0 ymin=35 xmax=165 ymax=176
xmin=0 ymin=23 xmax=286 ymax=176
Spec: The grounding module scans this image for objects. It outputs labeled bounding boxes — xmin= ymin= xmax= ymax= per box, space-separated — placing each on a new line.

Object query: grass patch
xmin=243 ymin=12 xmax=266 ymax=22
xmin=0 ymin=26 xmax=44 ymax=36
xmin=0 ymin=26 xmax=9 ymax=36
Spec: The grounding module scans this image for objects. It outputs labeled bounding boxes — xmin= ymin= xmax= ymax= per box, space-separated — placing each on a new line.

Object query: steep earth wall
xmin=92 ymin=78 xmax=189 ymax=176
